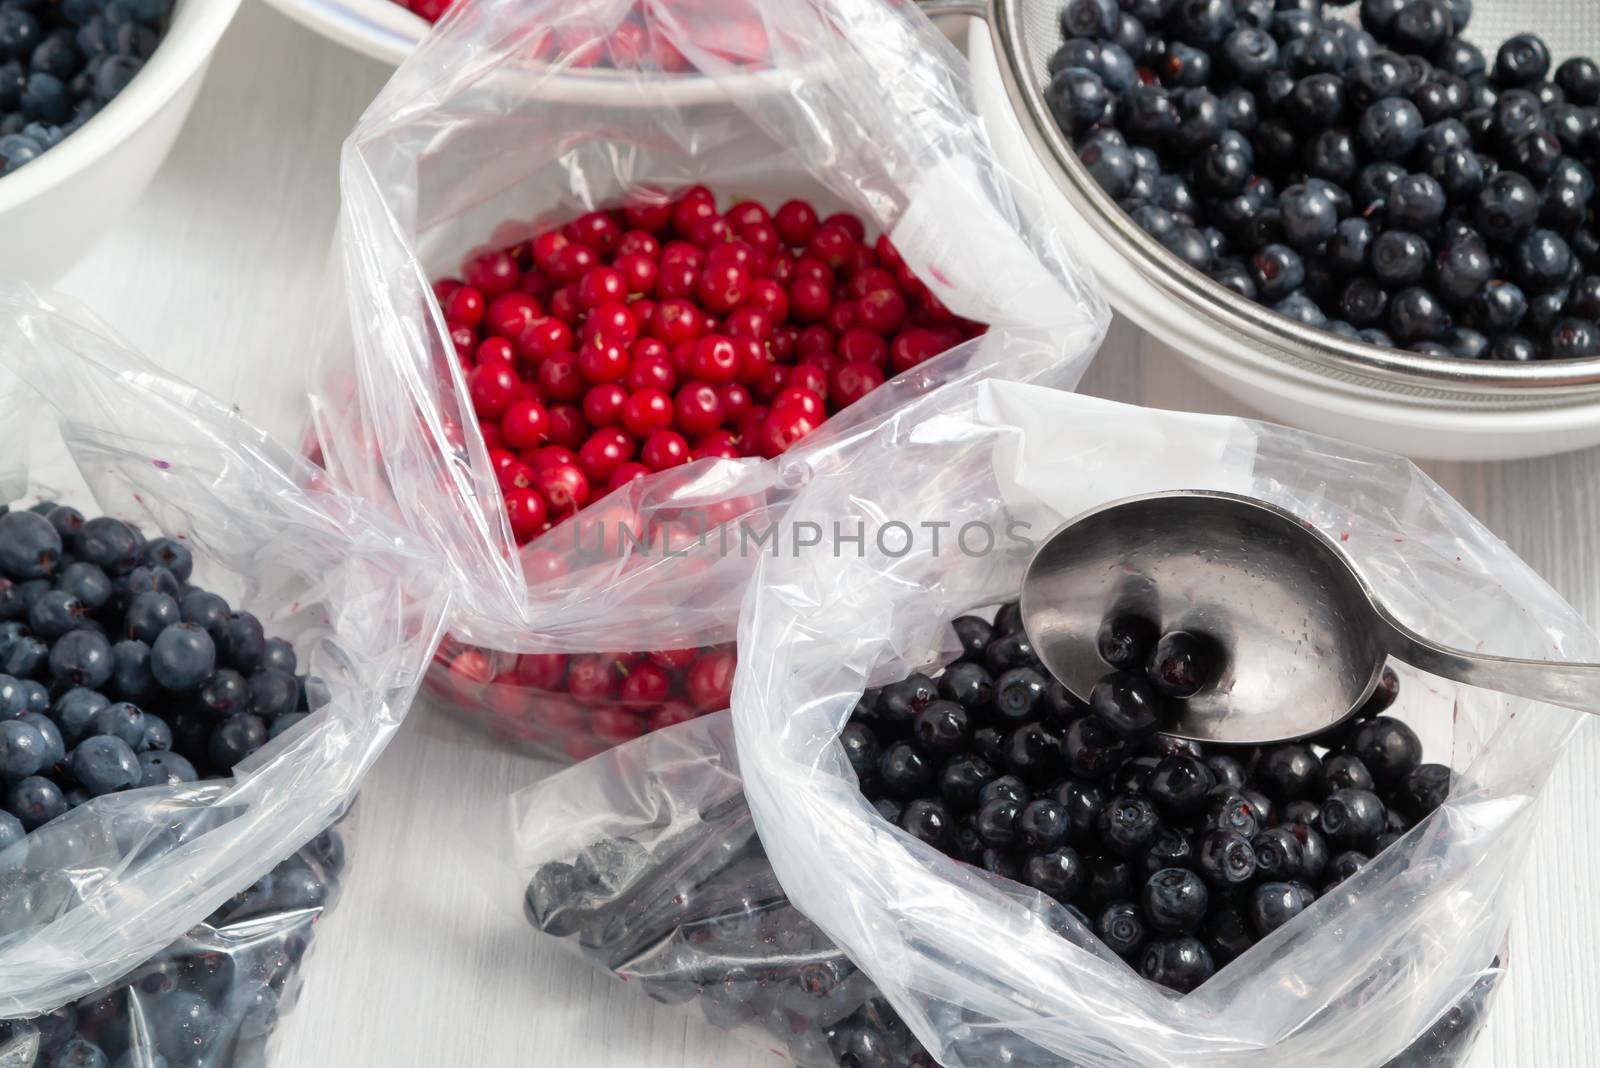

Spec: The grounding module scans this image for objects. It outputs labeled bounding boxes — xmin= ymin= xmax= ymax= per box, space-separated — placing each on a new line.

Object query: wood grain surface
xmin=48 ymin=3 xmax=1600 ymax=1064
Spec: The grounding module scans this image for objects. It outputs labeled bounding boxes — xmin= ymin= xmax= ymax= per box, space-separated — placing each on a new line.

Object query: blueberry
xmin=1253 ymin=744 xmax=1321 ymax=801
xmin=3 ymin=634 xmax=46 ymax=677
xmin=1320 ymin=787 xmax=1388 ymax=843
xmin=992 ymin=667 xmax=1048 ymax=726
xmin=1059 ymin=0 xmax=1116 ymax=39
xmin=930 ymin=669 xmax=990 ymax=726
xmin=1201 ymin=788 xmax=1260 ymax=838
xmin=1099 ymin=793 xmax=1161 ymax=856
xmin=1142 ymin=867 xmax=1209 ymax=934
xmin=1145 ymin=755 xmax=1217 ymax=815
xmin=43 ymin=627 xmax=111 ymax=690
xmin=179 ymin=588 xmax=229 ymax=636
xmin=1087 ymin=669 xmax=1162 ymax=739
xmin=1318 ymin=753 xmax=1376 ymax=795
xmin=1196 ymin=829 xmax=1257 ymax=889
xmin=1052 ymin=777 xmax=1106 ymax=840
xmin=137 ymin=749 xmax=197 ymax=787
xmin=879 ymin=740 xmax=932 ymax=797
xmin=981 ymin=774 xmax=1030 ymax=808
xmin=1080 ymin=140 xmax=1136 ymax=198
xmin=1204 ymin=754 xmax=1246 ymax=788
xmin=88 ymin=701 xmax=144 ymax=746
xmin=0 ymin=9 xmax=40 ymax=61
xmin=1083 ymin=854 xmax=1135 ymax=907
xmin=975 ymin=796 xmax=1022 ymax=849
xmin=1222 ymin=27 xmax=1277 ymax=83
xmin=53 ymin=686 xmax=108 ymax=745
xmin=19 ymin=712 xmax=61 ymax=767
xmin=1047 ymin=67 xmax=1109 ymax=134
xmin=899 ymin=798 xmax=951 ymax=849
xmin=1063 ymin=713 xmax=1130 ymax=780
xmin=1119 ymin=86 xmax=1180 ymax=143
xmin=1249 ymin=243 xmax=1305 ymax=302
xmin=1348 ymin=716 xmax=1422 ymax=786
xmin=1139 ymin=936 xmax=1214 ymax=992
xmin=1389 ymin=286 xmax=1450 ymax=342
xmin=871 ymin=797 xmax=903 ymax=826
xmin=151 ymin=991 xmax=221 ymax=1062
xmin=1017 ymin=798 xmax=1072 ymax=851
xmin=207 ymin=713 xmax=267 ymax=770
xmin=1386 ymin=174 xmax=1446 ymax=235
xmin=1161 ymin=42 xmax=1212 ymax=88
xmin=1357 ymin=98 xmax=1424 ymax=161
xmin=1397 ymin=763 xmax=1451 ymax=819
xmin=76 ymin=517 xmax=140 ymax=574
xmin=1471 ymin=279 xmax=1528 ymax=331
xmin=1145 ymin=630 xmax=1215 ymax=698
xmin=1113 ymin=754 xmax=1159 ymax=794
xmin=108 ymin=638 xmax=152 ymax=700
xmin=1512 ymin=228 xmax=1573 ymax=292
xmin=57 ymin=562 xmax=110 ymax=611
xmin=1473 ymin=172 xmax=1539 ymax=245
xmin=0 ymin=717 xmax=47 ymax=779
xmin=1201 ymin=906 xmax=1254 ymax=965
xmin=1097 ymin=900 xmax=1145 ymax=956
xmin=839 ymin=722 xmax=879 ymax=782
xmin=69 ymin=734 xmax=139 ymax=794
xmin=1248 ymin=880 xmax=1312 ymax=936
xmin=1339 ymin=276 xmax=1389 ymax=326
xmin=1140 ymin=825 xmax=1195 ymax=878
xmin=937 ymin=753 xmax=997 ymax=809
xmin=1276 ymin=183 xmax=1337 ymax=250
xmin=1001 ymin=721 xmax=1064 ymax=783
xmin=149 ymin=622 xmax=215 ymax=692
xmin=1493 ymin=34 xmax=1550 ymax=87
xmin=1555 ymin=57 xmax=1600 ymax=105
xmin=1024 ymin=847 xmax=1086 ymax=901
xmin=912 ymin=699 xmax=970 ymax=757
xmin=1490 ymin=333 xmax=1539 ymax=361
xmin=6 ymin=773 xmax=64 ymax=827
xmin=1326 ymin=217 xmax=1374 ymax=274
xmin=0 ymin=509 xmax=61 ymax=579
xmin=1389 ymin=0 xmax=1449 ymax=54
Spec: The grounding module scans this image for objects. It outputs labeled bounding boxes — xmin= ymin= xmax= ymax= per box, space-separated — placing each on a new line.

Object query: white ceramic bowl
xmin=954 ymin=0 xmax=1600 ymax=461
xmin=0 ymin=0 xmax=242 ymax=282
xmin=260 ymin=0 xmax=418 ymax=66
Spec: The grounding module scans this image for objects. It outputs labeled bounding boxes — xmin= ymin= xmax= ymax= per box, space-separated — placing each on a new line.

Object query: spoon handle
xmin=1375 ymin=609 xmax=1600 ymax=715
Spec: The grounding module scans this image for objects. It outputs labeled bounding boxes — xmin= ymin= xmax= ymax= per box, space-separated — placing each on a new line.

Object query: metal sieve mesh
xmin=990 ymin=0 xmax=1600 ymax=406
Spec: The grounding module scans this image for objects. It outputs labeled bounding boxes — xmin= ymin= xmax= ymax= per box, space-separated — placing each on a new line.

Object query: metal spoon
xmin=1018 ymin=489 xmax=1600 ymax=745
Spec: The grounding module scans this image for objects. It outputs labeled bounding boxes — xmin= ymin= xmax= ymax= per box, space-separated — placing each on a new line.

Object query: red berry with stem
xmin=584 ymin=301 xmax=639 ymax=345
xmin=536 ymin=462 xmax=590 ymax=515
xmin=500 ymin=399 xmax=550 ymax=449
xmin=653 ymin=299 xmax=703 ymax=345
xmin=518 ymin=316 xmax=574 ymax=363
xmin=544 ymin=405 xmax=588 ymax=450
xmin=485 ymin=292 xmax=542 ymax=339
xmin=577 ymin=338 xmax=630 ymax=384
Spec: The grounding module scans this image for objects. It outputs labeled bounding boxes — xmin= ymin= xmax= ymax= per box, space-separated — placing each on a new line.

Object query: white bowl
xmin=0 ymin=0 xmax=243 ymax=282
xmin=958 ymin=0 xmax=1600 ymax=462
xmin=260 ymin=0 xmax=418 ymax=66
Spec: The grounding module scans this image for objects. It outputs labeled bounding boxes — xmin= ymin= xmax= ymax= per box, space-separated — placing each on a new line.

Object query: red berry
xmin=697 ymin=262 xmax=749 ymax=312
xmin=770 ymin=324 xmax=799 ymax=360
xmin=480 ymin=423 xmax=506 ymax=451
xmin=728 ymin=201 xmax=771 ymax=230
xmin=688 ymin=213 xmax=731 ymax=248
xmin=548 ymin=285 xmax=582 ymax=323
xmin=615 ymin=252 xmax=658 ymax=296
xmin=544 ymin=405 xmax=588 ymax=449
xmin=733 ymin=405 xmax=767 ymax=449
xmin=616 ymin=229 xmax=661 ymax=258
xmin=485 ymin=292 xmax=541 ymax=340
xmin=624 ymin=347 xmax=676 ymax=392
xmin=743 ymin=277 xmax=789 ymax=320
xmin=739 ymin=220 xmax=782 ymax=260
xmin=733 ymin=336 xmax=770 ymax=384
xmin=750 ymin=362 xmax=789 ymax=403
xmin=518 ymin=270 xmax=551 ymax=301
xmin=648 ymin=702 xmax=700 ymax=731
xmin=755 ymin=406 xmax=821 ymax=458
xmin=566 ymin=655 xmax=619 ymax=701
xmin=536 ymin=462 xmax=590 ymax=514
xmin=463 ymin=249 xmax=518 ymax=297
xmin=672 ymin=196 xmax=717 ymax=238
xmin=564 ymin=211 xmax=622 ymax=255
xmin=476 ymin=335 xmax=516 ymax=366
xmin=858 ymin=288 xmax=908 ymax=334
xmin=622 ymin=195 xmax=673 ymax=233
xmin=641 ymin=430 xmax=690 ymax=471
xmin=433 ymin=277 xmax=461 ymax=302
xmin=582 ymin=383 xmax=628 ymax=427
xmin=652 ymin=299 xmax=703 ymax=346
xmin=619 ymin=662 xmax=672 ymax=705
xmin=693 ymin=429 xmax=740 ymax=460
xmin=661 ymin=240 xmax=706 ymax=271
xmin=873 ymin=234 xmax=904 ymax=271
xmin=838 ymin=327 xmax=888 ymax=366
xmin=718 ymin=382 xmax=752 ymax=423
xmin=468 ymin=360 xmax=521 ymax=419
xmin=806 ymin=225 xmax=855 ymax=270
xmin=706 ymin=239 xmax=757 ymax=272
xmin=607 ymin=461 xmax=651 ymax=491
xmin=494 ymin=455 xmax=535 ymax=493
xmin=515 ymin=652 xmax=567 ymax=690
xmin=688 ymin=335 xmax=740 ymax=384
xmin=773 ymin=386 xmax=825 ymax=420
xmin=889 ymin=328 xmax=942 ymax=373
xmin=668 ymin=341 xmax=696 ymax=375
xmin=504 ymin=486 xmax=548 ymax=542
xmin=584 ymin=301 xmax=639 ymax=345
xmin=500 ymin=399 xmax=550 ymax=449
xmin=547 ymin=242 xmax=598 ymax=285
xmin=530 ymin=445 xmax=578 ymax=470
xmin=821 ymin=211 xmax=866 ymax=243
xmin=655 ymin=260 xmax=696 ymax=300
xmin=767 ymin=255 xmax=796 ymax=285
xmin=797 ymin=325 xmax=834 ymax=356
xmin=537 ymin=351 xmax=585 ymax=401
xmin=577 ymin=338 xmax=630 ymax=384
xmin=826 ymin=300 xmax=858 ymax=334
xmin=831 ymin=360 xmax=885 ymax=407
xmin=799 ymin=351 xmax=842 ymax=375
xmin=785 ymin=365 xmax=828 ymax=402
xmin=592 ymin=706 xmax=647 ymax=744
xmin=674 ymin=382 xmax=724 ymax=437
xmin=774 ymin=199 xmax=820 ymax=246
xmin=621 ymin=388 xmax=673 ymax=437
xmin=788 ymin=277 xmax=832 ymax=322
xmin=443 ymin=286 xmax=485 ymax=327
xmin=447 ymin=647 xmax=493 ymax=693
xmin=685 ymin=650 xmax=737 ymax=710
xmin=577 ymin=266 xmax=626 ymax=309
xmin=848 ymin=267 xmax=898 ymax=300
xmin=577 ymin=427 xmax=635 ymax=483
xmin=531 ymin=231 xmax=570 ymax=274
xmin=518 ymin=316 xmax=574 ymax=362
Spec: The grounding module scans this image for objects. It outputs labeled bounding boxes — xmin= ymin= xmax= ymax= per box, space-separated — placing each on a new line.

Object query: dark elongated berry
xmin=1139 ymin=936 xmax=1214 ymax=992
xmin=1320 ymin=788 xmax=1388 ymax=844
xmin=1196 ymin=831 xmax=1257 ymax=888
xmin=1088 ymin=670 xmax=1163 ymax=738
xmin=1248 ymin=881 xmax=1312 ymax=936
xmin=1096 ymin=614 xmax=1159 ymax=670
xmin=1142 ymin=867 xmax=1209 ymax=933
xmin=1146 ymin=631 xmax=1216 ymax=698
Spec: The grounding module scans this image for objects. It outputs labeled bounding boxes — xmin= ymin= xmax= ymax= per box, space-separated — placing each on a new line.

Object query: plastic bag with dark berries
xmin=0 ymin=288 xmax=449 ymax=1031
xmin=313 ymin=0 xmax=1107 ymax=759
xmin=722 ymin=379 xmax=1594 ymax=1066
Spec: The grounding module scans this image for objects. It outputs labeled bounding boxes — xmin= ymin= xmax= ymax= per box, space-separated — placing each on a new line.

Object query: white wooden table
xmin=50 ymin=3 xmax=1600 ymax=1064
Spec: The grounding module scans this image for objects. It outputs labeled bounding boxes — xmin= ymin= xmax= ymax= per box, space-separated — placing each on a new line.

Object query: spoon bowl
xmin=1021 ymin=490 xmax=1600 ymax=745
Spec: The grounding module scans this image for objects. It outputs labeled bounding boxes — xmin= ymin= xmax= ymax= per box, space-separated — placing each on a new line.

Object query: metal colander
xmin=934 ymin=0 xmax=1600 ymax=410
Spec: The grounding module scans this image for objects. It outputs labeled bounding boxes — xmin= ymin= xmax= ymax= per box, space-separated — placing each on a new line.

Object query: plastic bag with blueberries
xmin=718 ymin=379 xmax=1593 ymax=1066
xmin=515 ymin=372 xmax=1586 ymax=1066
xmin=311 ymin=0 xmax=1107 ymax=759
xmin=0 ymin=288 xmax=449 ymax=1062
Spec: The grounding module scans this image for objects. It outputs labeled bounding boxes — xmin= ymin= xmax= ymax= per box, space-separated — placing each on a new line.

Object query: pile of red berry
xmin=395 ymin=1 xmax=771 ymax=72
xmin=433 ymin=640 xmax=737 ymax=759
xmin=435 ymin=185 xmax=985 ymax=547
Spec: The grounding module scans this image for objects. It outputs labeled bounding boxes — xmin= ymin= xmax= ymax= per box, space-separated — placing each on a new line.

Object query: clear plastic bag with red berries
xmin=313 ymin=0 xmax=1107 ymax=759
xmin=0 ymin=288 xmax=448 ymax=1031
xmin=719 ymin=378 xmax=1595 ymax=1067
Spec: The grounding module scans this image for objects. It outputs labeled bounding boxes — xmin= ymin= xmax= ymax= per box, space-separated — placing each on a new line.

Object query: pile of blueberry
xmin=1046 ymin=0 xmax=1600 ymax=360
xmin=845 ymin=601 xmax=1451 ymax=993
xmin=0 ymin=826 xmax=344 ymax=1068
xmin=526 ymin=792 xmax=942 ymax=1068
xmin=525 ymin=763 xmax=1490 ymax=1067
xmin=0 ymin=0 xmax=171 ymax=176
xmin=0 ymin=497 xmax=314 ymax=840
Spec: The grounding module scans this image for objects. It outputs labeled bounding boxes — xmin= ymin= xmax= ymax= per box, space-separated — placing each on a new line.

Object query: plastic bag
xmin=0 ymin=287 xmax=449 ymax=1021
xmin=0 ymin=824 xmax=347 ymax=1068
xmin=312 ymin=0 xmax=1107 ymax=759
xmin=514 ymin=712 xmax=1505 ymax=1068
xmin=723 ymin=380 xmax=1594 ymax=1067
